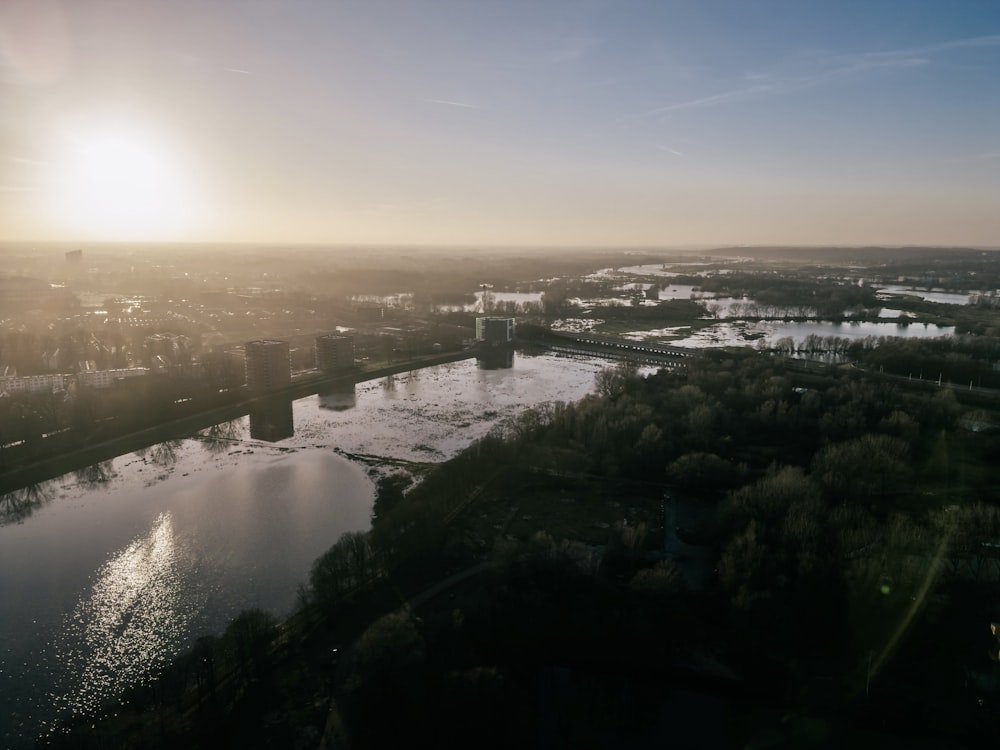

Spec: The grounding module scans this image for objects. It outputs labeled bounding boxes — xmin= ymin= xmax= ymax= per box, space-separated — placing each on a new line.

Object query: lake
xmin=0 ymin=351 xmax=612 ymax=747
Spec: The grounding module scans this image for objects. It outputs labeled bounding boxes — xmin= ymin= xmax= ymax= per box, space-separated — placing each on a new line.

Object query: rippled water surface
xmin=0 ymin=352 xmax=609 ymax=746
xmin=52 ymin=512 xmax=194 ymax=720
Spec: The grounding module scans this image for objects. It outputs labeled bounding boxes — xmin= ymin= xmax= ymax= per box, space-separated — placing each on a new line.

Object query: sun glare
xmin=47 ymin=124 xmax=199 ymax=240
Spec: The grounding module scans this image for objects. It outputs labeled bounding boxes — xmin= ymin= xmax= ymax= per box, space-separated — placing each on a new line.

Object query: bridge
xmin=543 ymin=332 xmax=698 ymax=367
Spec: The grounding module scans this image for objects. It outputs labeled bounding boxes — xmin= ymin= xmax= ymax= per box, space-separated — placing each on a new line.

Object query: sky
xmin=1 ymin=0 xmax=998 ymax=248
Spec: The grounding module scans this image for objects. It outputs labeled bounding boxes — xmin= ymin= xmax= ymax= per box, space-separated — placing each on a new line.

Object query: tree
xmin=718 ymin=519 xmax=772 ymax=596
xmin=666 ymin=451 xmax=740 ymax=493
xmin=310 ymin=531 xmax=381 ymax=605
xmin=223 ymin=608 xmax=277 ymax=679
xmin=878 ymin=409 xmax=920 ymax=446
xmin=345 ymin=611 xmax=427 ymax=748
xmin=373 ymin=473 xmax=411 ymax=521
xmin=685 ymin=401 xmax=721 ymax=449
xmin=723 ymin=465 xmax=821 ymax=531
xmin=630 ymin=560 xmax=683 ymax=596
xmin=189 ymin=635 xmax=219 ymax=700
xmin=811 ymin=433 xmax=909 ymax=503
xmin=594 ymin=362 xmax=638 ymax=399
xmin=541 ymin=284 xmax=568 ymax=315
xmin=932 ymin=504 xmax=1000 ymax=581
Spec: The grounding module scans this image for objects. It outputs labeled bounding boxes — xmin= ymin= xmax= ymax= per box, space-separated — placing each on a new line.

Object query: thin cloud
xmin=4 ymin=155 xmax=44 ymax=166
xmin=644 ymin=83 xmax=777 ymax=116
xmin=890 ymin=33 xmax=1000 ymax=57
xmin=0 ymin=184 xmax=34 ymax=193
xmin=425 ymin=99 xmax=479 ymax=109
xmin=643 ymin=56 xmax=922 ymax=116
xmin=641 ymin=33 xmax=1000 ymax=117
xmin=544 ymin=35 xmax=602 ymax=65
xmin=223 ymin=67 xmax=253 ymax=75
xmin=808 ymin=33 xmax=1000 ymax=78
xmin=655 ymin=144 xmax=684 ymax=157
xmin=947 ymin=149 xmax=1000 ymax=163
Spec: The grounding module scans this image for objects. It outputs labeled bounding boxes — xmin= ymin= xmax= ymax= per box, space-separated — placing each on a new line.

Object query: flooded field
xmin=649 ymin=320 xmax=955 ymax=349
xmin=876 ymin=285 xmax=972 ymax=305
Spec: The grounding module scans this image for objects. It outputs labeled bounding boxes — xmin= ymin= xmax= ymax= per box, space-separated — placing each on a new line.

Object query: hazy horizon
xmin=2 ymin=0 xmax=998 ymax=248
xmin=5 ymin=240 xmax=1000 ymax=258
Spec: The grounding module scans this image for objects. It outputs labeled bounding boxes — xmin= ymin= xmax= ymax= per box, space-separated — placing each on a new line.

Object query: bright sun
xmin=48 ymin=125 xmax=198 ymax=240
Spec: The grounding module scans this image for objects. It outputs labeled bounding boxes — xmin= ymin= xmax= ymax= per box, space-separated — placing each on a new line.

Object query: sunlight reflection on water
xmin=48 ymin=512 xmax=200 ymax=728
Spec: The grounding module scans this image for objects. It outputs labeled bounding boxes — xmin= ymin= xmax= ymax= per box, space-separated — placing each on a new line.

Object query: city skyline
xmin=1 ymin=0 xmax=998 ymax=248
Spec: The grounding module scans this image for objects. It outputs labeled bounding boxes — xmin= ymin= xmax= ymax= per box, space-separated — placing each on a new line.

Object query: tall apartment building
xmin=475 ymin=317 xmax=515 ymax=346
xmin=316 ymin=334 xmax=355 ymax=372
xmin=245 ymin=340 xmax=291 ymax=392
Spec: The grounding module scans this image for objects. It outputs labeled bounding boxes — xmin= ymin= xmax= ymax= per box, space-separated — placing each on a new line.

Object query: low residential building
xmin=0 ymin=373 xmax=69 ymax=395
xmin=170 ymin=362 xmax=207 ymax=381
xmin=77 ymin=368 xmax=149 ymax=389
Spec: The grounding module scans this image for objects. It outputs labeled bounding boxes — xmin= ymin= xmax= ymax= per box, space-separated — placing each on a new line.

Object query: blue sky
xmin=1 ymin=0 xmax=998 ymax=246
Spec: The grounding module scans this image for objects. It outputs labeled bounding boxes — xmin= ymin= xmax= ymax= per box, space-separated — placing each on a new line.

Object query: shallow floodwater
xmin=877 ymin=285 xmax=970 ymax=306
xmin=435 ymin=290 xmax=544 ymax=313
xmin=659 ymin=319 xmax=955 ymax=349
xmin=0 ymin=351 xmax=611 ymax=746
xmin=615 ymin=261 xmax=745 ymax=276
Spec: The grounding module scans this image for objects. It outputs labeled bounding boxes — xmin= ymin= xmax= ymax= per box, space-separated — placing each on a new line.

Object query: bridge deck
xmin=549 ymin=332 xmax=696 ymax=358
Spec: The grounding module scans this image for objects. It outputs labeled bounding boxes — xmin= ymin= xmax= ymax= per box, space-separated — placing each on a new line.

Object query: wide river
xmin=0 ymin=351 xmax=614 ymax=747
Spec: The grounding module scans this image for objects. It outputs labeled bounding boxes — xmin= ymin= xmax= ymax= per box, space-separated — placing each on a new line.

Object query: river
xmin=0 ymin=350 xmax=614 ymax=747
